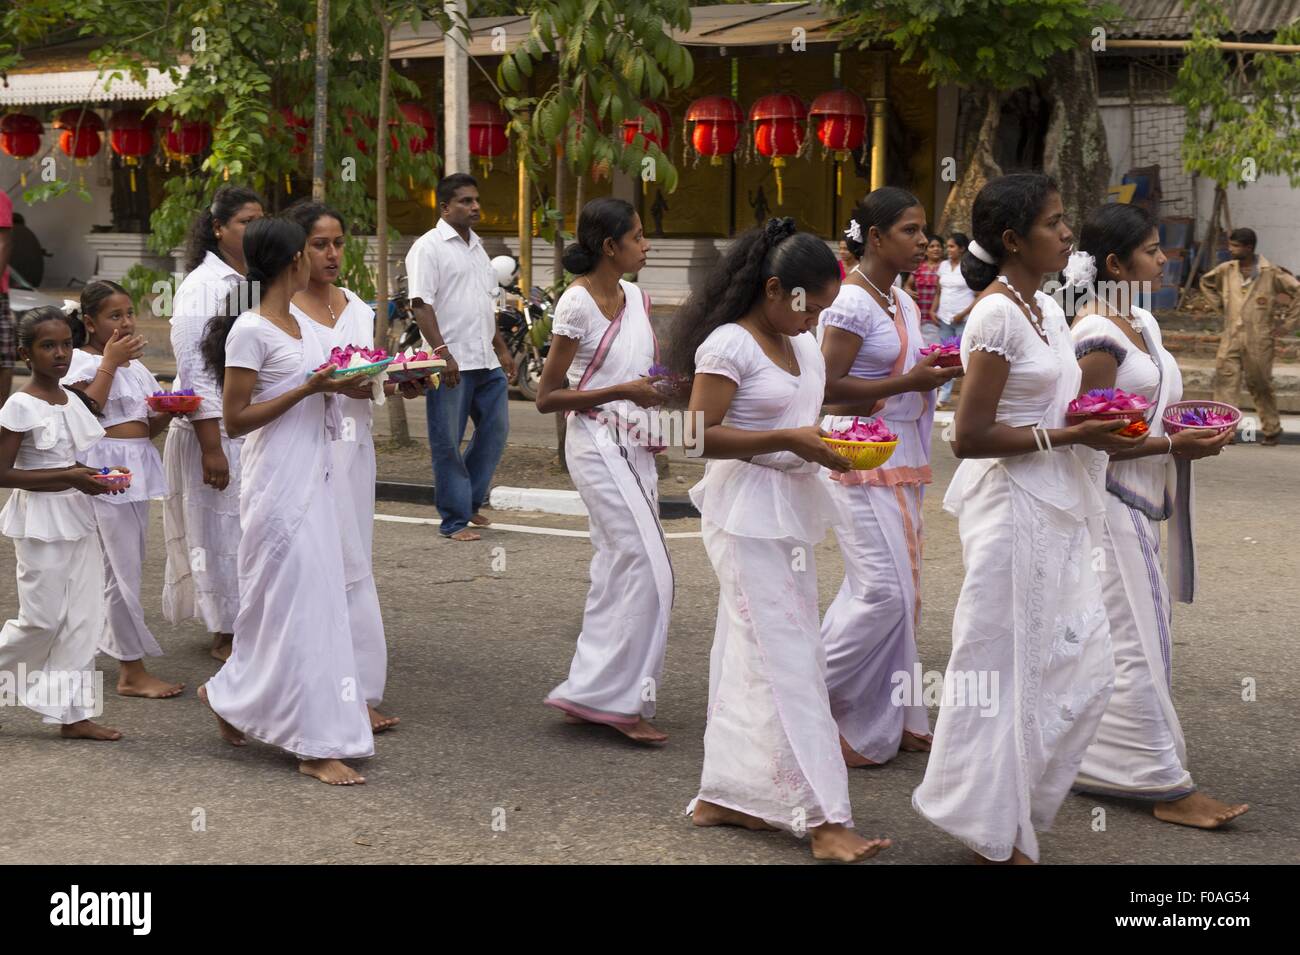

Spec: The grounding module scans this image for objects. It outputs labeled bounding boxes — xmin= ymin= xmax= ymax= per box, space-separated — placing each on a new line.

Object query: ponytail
xmin=184 ymin=185 xmax=264 ymax=272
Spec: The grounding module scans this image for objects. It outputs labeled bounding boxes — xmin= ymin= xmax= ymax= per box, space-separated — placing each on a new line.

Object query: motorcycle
xmin=495 ymin=281 xmax=552 ymax=402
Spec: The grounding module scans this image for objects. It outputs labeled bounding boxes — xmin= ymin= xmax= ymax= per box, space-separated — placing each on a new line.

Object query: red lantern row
xmin=469 ymin=100 xmax=508 ymax=176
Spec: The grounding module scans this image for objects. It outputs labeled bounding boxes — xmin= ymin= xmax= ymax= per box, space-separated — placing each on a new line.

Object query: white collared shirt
xmin=404 ymin=218 xmax=498 ymax=370
xmin=171 ymin=250 xmax=243 ymax=423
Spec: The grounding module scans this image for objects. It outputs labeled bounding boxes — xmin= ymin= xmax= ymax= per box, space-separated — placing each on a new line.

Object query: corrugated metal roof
xmin=1110 ymin=0 xmax=1300 ymax=39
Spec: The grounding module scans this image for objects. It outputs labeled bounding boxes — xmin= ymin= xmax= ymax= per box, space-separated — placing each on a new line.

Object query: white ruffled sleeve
xmin=694 ymin=324 xmax=751 ymax=384
xmin=962 ymin=297 xmax=1019 ymax=362
xmin=0 ymin=392 xmax=48 ymax=434
xmin=61 ymin=349 xmax=101 ymax=387
xmin=549 ymin=289 xmax=592 ymax=341
xmin=1071 ymin=313 xmax=1130 ymax=367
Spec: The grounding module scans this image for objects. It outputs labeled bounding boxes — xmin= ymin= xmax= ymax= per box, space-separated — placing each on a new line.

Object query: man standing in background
xmin=405 ymin=173 xmax=515 ymax=541
xmin=1201 ymin=227 xmax=1300 ymax=446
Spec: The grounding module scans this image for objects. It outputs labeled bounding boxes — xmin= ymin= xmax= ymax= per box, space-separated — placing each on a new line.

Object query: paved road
xmin=0 ymin=438 xmax=1295 ymax=864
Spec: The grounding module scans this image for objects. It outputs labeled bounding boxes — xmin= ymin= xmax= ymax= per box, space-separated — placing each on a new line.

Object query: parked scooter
xmin=491 ymin=255 xmax=552 ymax=402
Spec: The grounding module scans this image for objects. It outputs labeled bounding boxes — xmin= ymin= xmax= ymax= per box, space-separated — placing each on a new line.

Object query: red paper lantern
xmin=108 ymin=109 xmax=154 ymax=192
xmin=623 ymin=100 xmax=671 ymax=152
xmin=394 ymin=102 xmax=437 ymax=154
xmin=749 ymin=94 xmax=806 ymax=205
xmin=469 ymin=101 xmax=509 ymax=176
xmin=158 ymin=114 xmax=212 ymax=165
xmin=1 ymin=113 xmax=42 ymax=185
xmin=809 ymin=90 xmax=867 ymax=196
xmin=54 ymin=108 xmax=104 ymax=163
xmin=1 ymin=113 xmax=42 ymax=160
xmin=684 ymin=95 xmax=744 ymax=166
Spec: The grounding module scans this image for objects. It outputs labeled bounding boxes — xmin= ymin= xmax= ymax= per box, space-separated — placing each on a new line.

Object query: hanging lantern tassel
xmin=835 ymin=149 xmax=850 ymax=196
xmin=773 ymin=156 xmax=786 ymax=206
xmin=285 ymin=173 xmax=292 ymax=195
xmin=130 ymin=167 xmax=137 ymax=192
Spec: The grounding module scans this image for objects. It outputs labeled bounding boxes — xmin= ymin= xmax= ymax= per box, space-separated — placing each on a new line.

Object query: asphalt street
xmin=0 ymin=435 xmax=1295 ymax=864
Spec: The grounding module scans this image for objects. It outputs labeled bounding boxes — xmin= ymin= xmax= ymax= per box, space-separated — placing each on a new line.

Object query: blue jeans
xmin=425 ymin=367 xmax=510 ymax=535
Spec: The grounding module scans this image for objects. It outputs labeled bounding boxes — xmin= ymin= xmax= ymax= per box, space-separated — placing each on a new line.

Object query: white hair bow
xmin=1062 ymin=249 xmax=1097 ymax=288
xmin=844 ymin=219 xmax=863 ymax=244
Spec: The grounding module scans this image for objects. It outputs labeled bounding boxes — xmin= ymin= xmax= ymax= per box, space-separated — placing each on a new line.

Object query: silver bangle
xmin=1165 ymin=435 xmax=1174 ymax=454
xmin=1031 ymin=426 xmax=1045 ymax=452
xmin=1042 ymin=427 xmax=1053 ymax=452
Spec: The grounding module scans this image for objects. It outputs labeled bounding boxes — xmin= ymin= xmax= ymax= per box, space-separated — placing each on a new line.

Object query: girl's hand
xmin=787 ymin=426 xmax=854 ymax=472
xmin=68 ymin=466 xmax=113 ymax=495
xmin=621 ymin=377 xmax=668 ymax=409
xmin=101 ymin=329 xmax=147 ymax=368
xmin=1070 ymin=417 xmax=1147 ymax=453
xmin=904 ymin=352 xmax=964 ymax=392
xmin=1170 ymin=426 xmax=1234 ymax=460
xmin=307 ymin=367 xmax=371 ymax=395
xmin=398 ymin=379 xmax=425 ymax=399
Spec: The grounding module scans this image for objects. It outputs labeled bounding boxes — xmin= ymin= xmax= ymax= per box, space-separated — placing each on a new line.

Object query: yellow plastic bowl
xmin=821 ymin=437 xmax=899 ymax=470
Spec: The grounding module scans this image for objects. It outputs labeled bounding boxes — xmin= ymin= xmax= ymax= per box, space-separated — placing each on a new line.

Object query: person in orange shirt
xmin=1200 ymin=228 xmax=1300 ymax=445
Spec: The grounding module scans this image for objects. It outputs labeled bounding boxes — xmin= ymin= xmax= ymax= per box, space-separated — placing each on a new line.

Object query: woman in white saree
xmin=535 ymin=199 xmax=674 ymax=745
xmin=819 ymin=188 xmax=962 ymax=767
xmin=196 ymin=217 xmax=375 ymax=786
xmin=671 ymin=218 xmax=891 ymax=863
xmin=1068 ymin=203 xmax=1247 ymax=829
xmin=288 ymin=201 xmax=430 ymax=736
xmin=912 ymin=175 xmax=1144 ymax=863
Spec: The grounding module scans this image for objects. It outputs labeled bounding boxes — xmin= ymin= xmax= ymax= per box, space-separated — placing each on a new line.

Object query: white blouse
xmin=61 ymin=350 xmax=164 ymax=428
xmin=171 ymin=250 xmax=242 ymax=424
xmin=0 ymin=391 xmax=104 ymax=541
xmin=961 ymin=292 xmax=1068 ymax=427
xmin=551 ymin=281 xmax=651 ymax=388
xmin=935 ymin=259 xmax=975 ymax=323
xmin=225 ymin=312 xmax=307 ymax=400
xmin=688 ymin=324 xmax=837 ymax=542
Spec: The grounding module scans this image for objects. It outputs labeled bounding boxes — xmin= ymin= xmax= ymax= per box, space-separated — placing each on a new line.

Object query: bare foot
xmin=560 ymin=711 xmax=666 ymax=744
xmin=1153 ymin=792 xmax=1249 ymax=829
xmin=369 ymin=705 xmax=400 ymax=733
xmin=840 ymin=735 xmax=879 ymax=768
xmin=975 ymin=847 xmax=1036 ymax=865
xmin=60 ymin=719 xmax=123 ymax=741
xmin=810 ymin=823 xmax=891 ymax=862
xmin=299 ymin=758 xmax=366 ymax=785
xmin=447 ymin=528 xmax=481 ymax=542
xmin=469 ymin=511 xmax=492 ymax=526
xmin=117 ymin=660 xmax=184 ymax=699
xmin=692 ymin=799 xmax=778 ymax=831
xmin=197 ymin=684 xmax=245 ymax=746
xmin=900 ymin=731 xmax=933 ymax=753
xmin=210 ymin=633 xmax=233 ymax=662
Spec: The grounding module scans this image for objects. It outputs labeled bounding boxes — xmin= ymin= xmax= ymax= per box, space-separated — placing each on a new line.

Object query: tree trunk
xmin=311 ymin=0 xmax=330 ymax=202
xmin=372 ymin=7 xmax=411 ymax=446
xmin=1043 ymin=46 xmax=1112 ymax=239
xmin=937 ymin=89 xmax=1002 ymax=236
xmin=554 ymin=143 xmax=566 ymax=278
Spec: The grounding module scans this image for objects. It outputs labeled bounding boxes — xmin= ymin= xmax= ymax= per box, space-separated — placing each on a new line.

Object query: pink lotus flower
xmin=1177 ymin=407 xmax=1236 ymax=427
xmin=827 ymin=416 xmax=898 ymax=443
xmin=1068 ymin=387 xmax=1151 ymax=415
xmin=919 ymin=337 xmax=962 ymax=356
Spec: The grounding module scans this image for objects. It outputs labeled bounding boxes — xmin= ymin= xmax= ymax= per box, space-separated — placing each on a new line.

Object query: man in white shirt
xmin=406 ymin=174 xmax=516 ymax=541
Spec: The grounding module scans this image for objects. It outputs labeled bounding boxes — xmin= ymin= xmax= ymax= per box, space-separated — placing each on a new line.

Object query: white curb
xmin=489 ymin=485 xmax=590 ymax=517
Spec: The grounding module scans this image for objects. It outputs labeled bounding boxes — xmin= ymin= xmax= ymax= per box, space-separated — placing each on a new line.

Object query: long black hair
xmin=962 ymin=173 xmax=1059 ymax=292
xmin=184 ymin=185 xmax=264 ymax=273
xmin=665 ymin=217 xmax=840 ymax=376
xmin=201 ymin=217 xmax=306 ymax=384
xmin=284 ymin=199 xmax=347 ymax=237
xmin=563 ymin=197 xmax=638 ymax=275
xmin=1077 ymin=203 xmax=1157 ymax=286
xmin=66 ymin=279 xmax=130 ymax=349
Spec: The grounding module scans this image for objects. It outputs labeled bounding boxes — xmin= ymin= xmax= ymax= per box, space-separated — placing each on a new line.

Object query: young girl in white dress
xmin=63 ymin=282 xmax=183 ymax=699
xmin=819 ymin=188 xmax=961 ymax=767
xmin=197 ymin=217 xmax=375 ymax=786
xmin=0 ymin=307 xmax=125 ymax=741
xmin=288 ymin=201 xmax=428 ymax=736
xmin=671 ymin=217 xmax=891 ymax=863
xmin=163 ymin=186 xmax=263 ymax=662
xmin=1068 ymin=202 xmax=1247 ymax=829
xmin=911 ymin=174 xmax=1144 ymax=863
xmin=535 ymin=198 xmax=674 ymax=745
